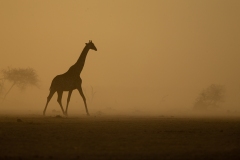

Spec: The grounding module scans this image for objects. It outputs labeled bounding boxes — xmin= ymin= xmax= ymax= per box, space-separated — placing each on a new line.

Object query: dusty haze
xmin=0 ymin=0 xmax=240 ymax=116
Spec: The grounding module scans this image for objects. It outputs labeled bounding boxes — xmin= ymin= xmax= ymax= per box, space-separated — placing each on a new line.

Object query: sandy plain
xmin=0 ymin=114 xmax=240 ymax=160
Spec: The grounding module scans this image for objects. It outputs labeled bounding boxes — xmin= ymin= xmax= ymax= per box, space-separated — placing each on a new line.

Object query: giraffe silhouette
xmin=43 ymin=40 xmax=97 ymax=116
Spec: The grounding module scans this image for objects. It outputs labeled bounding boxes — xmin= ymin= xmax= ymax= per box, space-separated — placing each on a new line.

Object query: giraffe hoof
xmin=64 ymin=112 xmax=68 ymax=116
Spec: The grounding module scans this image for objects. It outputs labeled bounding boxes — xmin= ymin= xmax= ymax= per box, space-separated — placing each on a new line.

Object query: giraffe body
xmin=50 ymin=74 xmax=81 ymax=91
xmin=43 ymin=40 xmax=97 ymax=116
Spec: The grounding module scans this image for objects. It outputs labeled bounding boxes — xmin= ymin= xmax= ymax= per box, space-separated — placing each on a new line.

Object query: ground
xmin=0 ymin=114 xmax=240 ymax=160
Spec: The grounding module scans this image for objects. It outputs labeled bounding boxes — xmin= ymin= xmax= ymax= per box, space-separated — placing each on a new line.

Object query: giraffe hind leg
xmin=43 ymin=90 xmax=56 ymax=116
xmin=57 ymin=90 xmax=65 ymax=115
xmin=65 ymin=90 xmax=73 ymax=116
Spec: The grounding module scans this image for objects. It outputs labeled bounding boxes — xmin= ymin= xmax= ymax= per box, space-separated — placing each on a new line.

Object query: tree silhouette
xmin=1 ymin=67 xmax=39 ymax=102
xmin=194 ymin=84 xmax=225 ymax=110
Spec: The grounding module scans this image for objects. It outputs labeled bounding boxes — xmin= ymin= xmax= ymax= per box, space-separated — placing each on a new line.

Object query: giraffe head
xmin=86 ymin=40 xmax=97 ymax=51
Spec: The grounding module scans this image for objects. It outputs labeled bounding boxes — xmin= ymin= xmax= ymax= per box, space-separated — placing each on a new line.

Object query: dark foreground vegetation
xmin=0 ymin=115 xmax=240 ymax=160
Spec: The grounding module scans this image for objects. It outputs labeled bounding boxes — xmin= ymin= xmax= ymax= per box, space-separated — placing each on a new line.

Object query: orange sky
xmin=0 ymin=0 xmax=240 ymax=115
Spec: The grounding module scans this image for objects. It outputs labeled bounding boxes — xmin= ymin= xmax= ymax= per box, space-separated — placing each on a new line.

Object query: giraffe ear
xmin=85 ymin=43 xmax=88 ymax=45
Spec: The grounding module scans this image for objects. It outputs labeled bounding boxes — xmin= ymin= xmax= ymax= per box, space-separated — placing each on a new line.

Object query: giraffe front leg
xmin=77 ymin=86 xmax=90 ymax=116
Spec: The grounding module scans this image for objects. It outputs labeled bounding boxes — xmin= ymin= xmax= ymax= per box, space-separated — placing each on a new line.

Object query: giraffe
xmin=43 ymin=40 xmax=97 ymax=116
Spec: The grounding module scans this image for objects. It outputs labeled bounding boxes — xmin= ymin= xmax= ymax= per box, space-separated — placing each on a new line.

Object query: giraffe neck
xmin=66 ymin=45 xmax=90 ymax=76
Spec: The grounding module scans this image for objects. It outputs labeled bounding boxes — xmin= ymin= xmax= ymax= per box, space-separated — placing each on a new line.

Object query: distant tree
xmin=194 ymin=84 xmax=225 ymax=110
xmin=1 ymin=67 xmax=39 ymax=102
